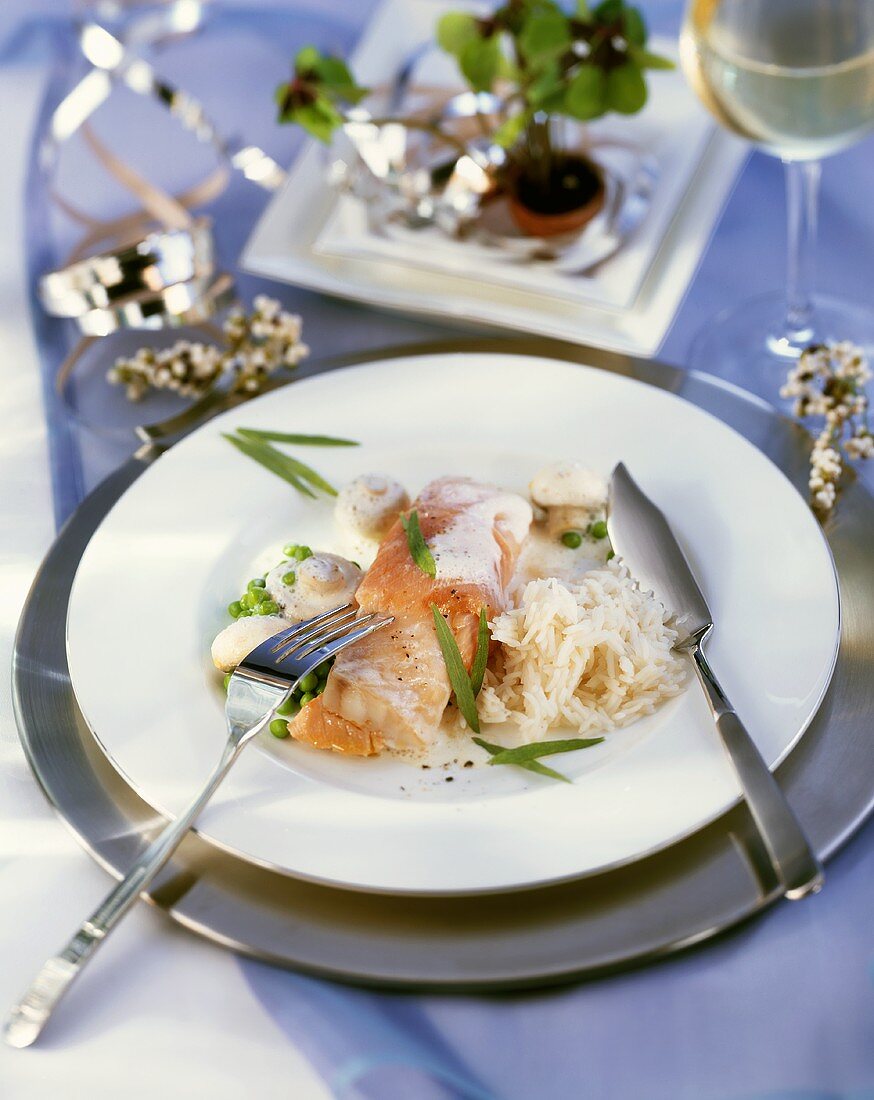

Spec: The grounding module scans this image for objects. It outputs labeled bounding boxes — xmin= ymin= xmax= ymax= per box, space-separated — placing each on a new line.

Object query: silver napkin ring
xmin=72 ymin=271 xmax=236 ymax=337
xmin=38 ymin=218 xmax=215 ymax=319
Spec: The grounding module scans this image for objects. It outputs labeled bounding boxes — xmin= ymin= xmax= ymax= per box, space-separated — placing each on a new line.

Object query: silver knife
xmin=607 ymin=462 xmax=824 ymax=899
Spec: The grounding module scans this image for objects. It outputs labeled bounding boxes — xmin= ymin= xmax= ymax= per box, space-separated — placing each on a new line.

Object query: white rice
xmin=478 ymin=564 xmax=685 ymax=738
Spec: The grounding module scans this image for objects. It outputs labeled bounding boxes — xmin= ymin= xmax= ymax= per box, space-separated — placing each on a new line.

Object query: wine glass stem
xmin=783 ymin=158 xmax=821 ymax=344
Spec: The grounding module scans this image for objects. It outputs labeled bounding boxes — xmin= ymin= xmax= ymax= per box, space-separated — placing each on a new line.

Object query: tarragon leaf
xmin=237 ymin=428 xmax=359 ymax=447
xmin=473 ymin=737 xmax=570 ymax=783
xmin=486 ymin=737 xmax=604 ymax=766
xmin=224 ymin=433 xmax=315 ymax=497
xmin=401 ymin=510 xmax=436 ymax=578
xmin=470 ymin=608 xmax=490 ymax=697
xmin=431 ymin=605 xmax=480 ymax=733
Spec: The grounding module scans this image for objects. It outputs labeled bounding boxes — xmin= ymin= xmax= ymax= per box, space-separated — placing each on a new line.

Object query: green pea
xmin=315 ymin=661 xmax=332 ymax=679
xmin=223 ymin=672 xmax=232 ymax=692
xmin=240 ymin=592 xmax=255 ymax=610
xmin=237 ymin=608 xmax=253 ymax=617
xmin=257 ymin=601 xmax=279 ymax=615
xmin=606 ymin=548 xmax=615 ymax=561
xmin=298 ymin=671 xmax=319 ymax=693
xmin=299 ymin=691 xmax=316 ymax=707
xmin=281 ymin=571 xmax=297 ymax=586
xmin=228 ymin=600 xmax=243 ymax=618
xmin=248 ymin=577 xmax=266 ymax=591
xmin=292 ymin=545 xmax=312 ymax=561
xmin=282 ymin=543 xmax=299 ymax=557
xmin=591 ymin=520 xmax=608 ymax=540
xmin=561 ymin=530 xmax=582 ymax=549
xmin=276 ymin=695 xmax=300 ymax=717
xmin=269 ymin=717 xmax=290 ymax=739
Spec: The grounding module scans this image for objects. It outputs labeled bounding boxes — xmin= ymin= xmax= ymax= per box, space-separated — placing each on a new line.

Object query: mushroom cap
xmin=529 ymin=463 xmax=607 ymax=509
xmin=211 ymin=614 xmax=288 ymax=672
xmin=266 ymin=552 xmax=363 ymax=623
xmin=335 ymin=474 xmax=410 ymax=542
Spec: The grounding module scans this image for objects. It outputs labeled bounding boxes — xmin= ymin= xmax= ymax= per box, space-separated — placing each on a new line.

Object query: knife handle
xmin=691 ymin=645 xmax=824 ymax=900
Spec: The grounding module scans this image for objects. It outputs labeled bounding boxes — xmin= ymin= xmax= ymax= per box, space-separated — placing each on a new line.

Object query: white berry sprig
xmin=107 ymin=295 xmax=309 ymax=402
xmin=781 ymin=341 xmax=872 ymax=518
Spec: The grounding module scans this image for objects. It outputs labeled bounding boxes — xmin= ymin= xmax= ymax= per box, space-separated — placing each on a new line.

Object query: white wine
xmin=681 ymin=0 xmax=874 ymax=160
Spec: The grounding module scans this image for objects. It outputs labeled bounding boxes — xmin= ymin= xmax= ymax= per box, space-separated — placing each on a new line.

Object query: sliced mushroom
xmin=335 ymin=474 xmax=410 ymax=543
xmin=266 ymin=552 xmax=363 ymax=623
xmin=211 ymin=614 xmax=288 ymax=673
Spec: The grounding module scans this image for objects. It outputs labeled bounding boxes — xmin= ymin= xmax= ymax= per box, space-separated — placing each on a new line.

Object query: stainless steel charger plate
xmin=13 ymin=338 xmax=874 ymax=991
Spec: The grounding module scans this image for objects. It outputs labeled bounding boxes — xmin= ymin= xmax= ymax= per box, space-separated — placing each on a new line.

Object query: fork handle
xmin=3 ymin=736 xmax=244 ymax=1049
xmin=691 ymin=644 xmax=824 ymax=900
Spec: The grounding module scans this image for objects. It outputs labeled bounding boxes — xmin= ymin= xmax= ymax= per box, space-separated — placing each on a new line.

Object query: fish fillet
xmin=289 ymin=477 xmax=532 ymax=755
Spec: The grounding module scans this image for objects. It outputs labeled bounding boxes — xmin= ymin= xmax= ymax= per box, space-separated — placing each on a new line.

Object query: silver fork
xmin=4 ymin=603 xmax=392 ymax=1049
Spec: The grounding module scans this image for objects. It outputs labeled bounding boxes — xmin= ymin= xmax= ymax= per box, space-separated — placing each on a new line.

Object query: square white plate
xmin=241 ymin=0 xmax=748 ymax=356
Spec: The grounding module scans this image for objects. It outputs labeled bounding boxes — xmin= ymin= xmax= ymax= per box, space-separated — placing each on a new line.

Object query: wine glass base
xmin=687 ymin=292 xmax=874 ymax=398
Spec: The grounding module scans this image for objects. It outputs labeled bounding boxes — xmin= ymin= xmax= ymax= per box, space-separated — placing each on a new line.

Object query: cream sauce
xmin=427 ymin=481 xmax=533 ymax=586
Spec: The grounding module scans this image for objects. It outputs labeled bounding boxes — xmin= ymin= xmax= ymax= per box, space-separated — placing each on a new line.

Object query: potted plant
xmin=275 ymin=0 xmax=672 ymax=239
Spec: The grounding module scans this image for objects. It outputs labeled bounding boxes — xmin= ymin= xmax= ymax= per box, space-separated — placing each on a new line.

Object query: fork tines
xmin=292 ymin=612 xmax=393 ymax=663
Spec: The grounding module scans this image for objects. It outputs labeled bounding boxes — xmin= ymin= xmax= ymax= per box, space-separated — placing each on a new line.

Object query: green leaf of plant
xmin=622 ymin=6 xmax=647 ymax=46
xmin=470 ymin=608 xmax=490 ymax=696
xmin=236 ymin=429 xmax=359 ymax=447
xmin=459 ymin=34 xmax=502 ymax=92
xmin=606 ymin=61 xmax=647 ymax=114
xmin=294 ymin=45 xmax=323 ymax=74
xmin=402 ymin=511 xmax=437 ymax=578
xmin=432 ymin=605 xmax=480 ymax=733
xmin=472 ymin=737 xmax=570 ymax=782
xmin=564 ymin=64 xmax=606 ymax=120
xmin=627 ymin=44 xmax=675 ymax=70
xmin=518 ymin=9 xmax=571 ymax=63
xmin=486 ymin=737 xmax=605 ymax=766
xmin=525 ymin=61 xmax=564 ymax=110
xmin=313 ymin=56 xmax=370 ymax=104
xmin=576 ymin=0 xmax=592 ymax=17
xmin=292 ymin=99 xmax=344 ymax=143
xmin=492 ymin=110 xmax=529 ymax=149
xmin=593 ymin=0 xmax=623 ymax=22
xmin=436 ymin=11 xmax=480 ymax=56
xmin=223 ymin=433 xmax=315 ymax=497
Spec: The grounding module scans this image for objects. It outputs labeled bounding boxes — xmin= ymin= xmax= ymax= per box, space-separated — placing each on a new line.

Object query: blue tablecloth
xmin=6 ymin=2 xmax=873 ymax=1097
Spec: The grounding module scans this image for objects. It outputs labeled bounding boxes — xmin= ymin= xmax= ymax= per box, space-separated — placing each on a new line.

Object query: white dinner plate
xmin=66 ymin=354 xmax=840 ymax=895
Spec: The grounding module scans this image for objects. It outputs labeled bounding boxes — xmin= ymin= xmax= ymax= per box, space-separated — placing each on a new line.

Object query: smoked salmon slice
xmin=289 ymin=477 xmax=532 ymax=755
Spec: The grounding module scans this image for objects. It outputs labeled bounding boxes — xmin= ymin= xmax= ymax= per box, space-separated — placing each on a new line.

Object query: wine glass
xmin=679 ymin=0 xmax=874 ymax=381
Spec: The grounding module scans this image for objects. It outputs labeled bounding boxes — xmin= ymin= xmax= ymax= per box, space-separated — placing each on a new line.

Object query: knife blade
xmin=607 ymin=462 xmax=711 ymax=643
xmin=606 ymin=461 xmax=823 ymax=900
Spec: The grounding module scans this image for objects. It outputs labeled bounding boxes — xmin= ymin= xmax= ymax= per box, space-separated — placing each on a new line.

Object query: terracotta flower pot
xmin=507 ymin=155 xmax=605 ymax=239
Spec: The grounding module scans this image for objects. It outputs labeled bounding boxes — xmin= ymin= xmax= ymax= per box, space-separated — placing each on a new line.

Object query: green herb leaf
xmin=436 ymin=11 xmax=480 ymax=56
xmin=470 ymin=608 xmax=490 ymax=697
xmin=525 ymin=61 xmax=565 ymax=111
xmin=627 ymin=44 xmax=675 ymax=70
xmin=518 ymin=9 xmax=571 ymax=63
xmin=401 ymin=510 xmax=436 ymax=577
xmin=622 ymin=6 xmax=647 ymax=47
xmin=486 ymin=737 xmax=604 ymax=766
xmin=565 ymin=64 xmax=607 ymax=120
xmin=225 ymin=433 xmax=338 ymax=497
xmin=606 ymin=62 xmax=647 ymax=114
xmin=291 ymin=98 xmax=345 ymax=143
xmin=473 ymin=737 xmax=570 ymax=783
xmin=492 ymin=110 xmax=529 ymax=149
xmin=460 ymin=34 xmax=502 ymax=92
xmin=236 ymin=428 xmax=359 ymax=447
xmin=294 ymin=45 xmax=323 ymax=73
xmin=593 ymin=0 xmax=623 ymax=21
xmin=224 ymin=433 xmax=315 ymax=497
xmin=431 ymin=605 xmax=480 ymax=733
